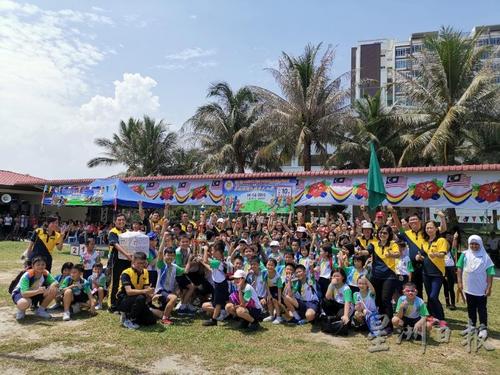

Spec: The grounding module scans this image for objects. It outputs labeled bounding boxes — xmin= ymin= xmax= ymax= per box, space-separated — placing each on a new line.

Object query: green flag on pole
xmin=367 ymin=142 xmax=386 ymax=211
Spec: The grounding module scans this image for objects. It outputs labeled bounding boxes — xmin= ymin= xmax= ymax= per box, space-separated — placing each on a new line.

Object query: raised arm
xmin=436 ymin=210 xmax=447 ymax=233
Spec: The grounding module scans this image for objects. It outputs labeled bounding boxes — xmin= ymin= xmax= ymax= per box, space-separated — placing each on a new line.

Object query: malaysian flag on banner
xmin=332 ymin=177 xmax=352 ymax=186
xmin=385 ymin=176 xmax=408 ymax=188
xmin=178 ymin=182 xmax=190 ymax=190
xmin=445 ymin=174 xmax=471 ymax=188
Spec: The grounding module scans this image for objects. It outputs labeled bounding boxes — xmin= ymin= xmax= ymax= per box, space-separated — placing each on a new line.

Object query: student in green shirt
xmin=392 ymin=282 xmax=430 ymax=336
xmin=12 ymin=256 xmax=59 ymax=320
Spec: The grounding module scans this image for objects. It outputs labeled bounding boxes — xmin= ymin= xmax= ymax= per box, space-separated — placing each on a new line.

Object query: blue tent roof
xmin=89 ymin=178 xmax=163 ymax=208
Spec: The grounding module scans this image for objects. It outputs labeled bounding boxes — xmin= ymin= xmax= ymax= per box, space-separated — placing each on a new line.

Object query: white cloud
xmin=165 ymin=47 xmax=216 ymax=61
xmin=189 ymin=14 xmax=197 ymax=20
xmin=0 ymin=1 xmax=160 ymax=179
xmin=80 ymin=73 xmax=160 ymax=127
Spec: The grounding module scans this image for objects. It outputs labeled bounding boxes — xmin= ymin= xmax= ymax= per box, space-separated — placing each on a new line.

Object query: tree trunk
xmin=303 ymin=138 xmax=312 ymax=171
xmin=236 ymin=154 xmax=245 ymax=173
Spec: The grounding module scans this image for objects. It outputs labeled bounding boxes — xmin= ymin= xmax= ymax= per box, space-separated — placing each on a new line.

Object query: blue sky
xmin=1 ymin=0 xmax=499 ymax=178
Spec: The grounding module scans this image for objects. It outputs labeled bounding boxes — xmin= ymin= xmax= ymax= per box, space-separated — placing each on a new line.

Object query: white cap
xmin=296 ymin=226 xmax=307 ymax=233
xmin=231 ymin=269 xmax=247 ymax=279
xmin=216 ymin=218 xmax=224 ymax=223
xmin=362 ymin=222 xmax=374 ymax=229
xmin=270 ymin=240 xmax=280 ymax=247
xmin=239 ymin=238 xmax=249 ymax=245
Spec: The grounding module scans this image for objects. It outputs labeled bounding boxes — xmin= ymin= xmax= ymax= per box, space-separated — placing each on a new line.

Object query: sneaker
xmin=247 ymin=321 xmax=261 ymax=331
xmin=272 ymin=317 xmax=283 ymax=325
xmin=48 ymin=302 xmax=62 ymax=312
xmin=461 ymin=325 xmax=475 ymax=336
xmin=35 ymin=307 xmax=52 ymax=319
xmin=263 ymin=315 xmax=275 ymax=322
xmin=478 ymin=328 xmax=488 ymax=340
xmin=72 ymin=303 xmax=81 ymax=314
xmin=297 ymin=319 xmax=308 ymax=325
xmin=202 ymin=319 xmax=217 ymax=326
xmin=216 ymin=310 xmax=228 ymax=321
xmin=63 ymin=311 xmax=71 ymax=321
xmin=15 ymin=309 xmax=25 ymax=321
xmin=161 ymin=317 xmax=173 ymax=326
xmin=120 ymin=313 xmax=126 ymax=324
xmin=122 ymin=319 xmax=139 ymax=330
xmin=95 ymin=304 xmax=102 ymax=311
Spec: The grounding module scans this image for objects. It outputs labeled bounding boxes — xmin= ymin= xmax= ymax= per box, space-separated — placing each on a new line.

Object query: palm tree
xmin=329 ymin=90 xmax=408 ymax=168
xmin=398 ymin=27 xmax=500 ymax=166
xmin=161 ymin=147 xmax=205 ymax=175
xmin=250 ymin=43 xmax=350 ymax=171
xmin=88 ymin=116 xmax=178 ymax=176
xmin=183 ymin=82 xmax=276 ymax=173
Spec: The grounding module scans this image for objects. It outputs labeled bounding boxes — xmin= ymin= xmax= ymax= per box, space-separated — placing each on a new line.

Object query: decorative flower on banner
xmin=472 ymin=182 xmax=500 ymax=203
xmin=191 ymin=185 xmax=208 ymax=200
xmin=160 ymin=186 xmax=175 ymax=200
xmin=409 ymin=179 xmax=443 ymax=201
xmin=353 ymin=183 xmax=368 ymax=200
xmin=305 ymin=181 xmax=329 ymax=199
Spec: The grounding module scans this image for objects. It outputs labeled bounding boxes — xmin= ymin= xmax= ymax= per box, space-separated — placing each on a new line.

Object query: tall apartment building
xmin=351 ymin=24 xmax=500 ymax=107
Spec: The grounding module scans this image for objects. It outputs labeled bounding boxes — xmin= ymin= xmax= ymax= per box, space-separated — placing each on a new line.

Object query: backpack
xmin=320 ymin=316 xmax=349 ymax=336
xmin=8 ymin=270 xmax=26 ymax=294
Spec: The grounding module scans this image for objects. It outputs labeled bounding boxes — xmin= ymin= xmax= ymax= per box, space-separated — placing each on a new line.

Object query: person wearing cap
xmin=356 ymin=222 xmax=376 ymax=252
xmin=294 ymin=226 xmax=310 ymax=248
xmin=225 ymin=270 xmax=262 ymax=331
xmin=214 ymin=217 xmax=226 ymax=235
xmin=268 ymin=240 xmax=284 ymax=266
xmin=146 ymin=232 xmax=159 ymax=288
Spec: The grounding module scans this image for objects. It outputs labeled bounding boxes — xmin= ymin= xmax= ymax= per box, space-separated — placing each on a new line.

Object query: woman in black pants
xmin=443 ymin=232 xmax=459 ymax=310
xmin=366 ymin=225 xmax=401 ymax=331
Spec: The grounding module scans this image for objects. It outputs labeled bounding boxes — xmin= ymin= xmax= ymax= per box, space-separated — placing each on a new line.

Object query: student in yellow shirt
xmin=416 ymin=220 xmax=448 ymax=327
xmin=27 ymin=216 xmax=65 ymax=272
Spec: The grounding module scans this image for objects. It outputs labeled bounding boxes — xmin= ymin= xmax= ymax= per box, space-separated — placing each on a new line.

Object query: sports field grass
xmin=0 ymin=241 xmax=499 ymax=374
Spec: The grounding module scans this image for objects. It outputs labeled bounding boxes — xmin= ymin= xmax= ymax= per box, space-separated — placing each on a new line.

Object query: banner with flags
xmin=295 ymin=171 xmax=499 ymax=209
xmin=127 ymin=179 xmax=223 ymax=206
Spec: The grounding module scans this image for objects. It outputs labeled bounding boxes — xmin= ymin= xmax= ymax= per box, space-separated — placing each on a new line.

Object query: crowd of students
xmin=10 ymin=206 xmax=495 ymax=342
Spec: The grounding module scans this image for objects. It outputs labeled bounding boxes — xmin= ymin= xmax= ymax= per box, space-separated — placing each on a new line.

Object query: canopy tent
xmin=89 ymin=178 xmax=164 ymax=209
xmin=42 ymin=178 xmax=165 ymax=209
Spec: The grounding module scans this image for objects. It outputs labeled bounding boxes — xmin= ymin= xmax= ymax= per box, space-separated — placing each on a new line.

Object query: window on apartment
xmin=395 ymin=47 xmax=410 ymax=57
xmin=411 ymin=44 xmax=422 ymax=53
xmin=395 ymin=59 xmax=409 ymax=70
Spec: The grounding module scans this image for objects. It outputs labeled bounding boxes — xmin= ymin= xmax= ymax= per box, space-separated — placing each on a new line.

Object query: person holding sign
xmin=107 ymin=214 xmax=131 ymax=312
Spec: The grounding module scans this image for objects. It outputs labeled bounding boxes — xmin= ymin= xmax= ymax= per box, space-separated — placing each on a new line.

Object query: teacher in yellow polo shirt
xmin=27 ymin=215 xmax=65 ymax=272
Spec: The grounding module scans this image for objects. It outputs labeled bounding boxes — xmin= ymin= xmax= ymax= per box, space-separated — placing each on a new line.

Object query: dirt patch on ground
xmin=0 ymin=366 xmax=27 ymax=375
xmin=305 ymin=331 xmax=353 ymax=348
xmin=0 ymin=270 xmax=20 ymax=284
xmin=26 ymin=342 xmax=82 ymax=360
xmin=150 ymin=354 xmax=209 ymax=375
xmin=0 ymin=307 xmax=41 ymax=341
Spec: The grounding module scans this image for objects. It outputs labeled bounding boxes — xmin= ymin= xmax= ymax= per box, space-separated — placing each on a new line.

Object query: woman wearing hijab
xmin=457 ymin=235 xmax=495 ymax=339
